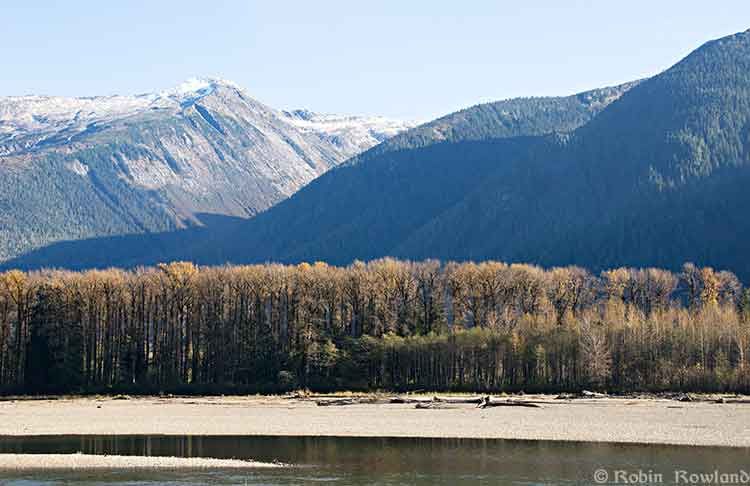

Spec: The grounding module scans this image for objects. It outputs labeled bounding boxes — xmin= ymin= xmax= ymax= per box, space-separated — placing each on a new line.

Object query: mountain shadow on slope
xmin=6 ymin=30 xmax=750 ymax=281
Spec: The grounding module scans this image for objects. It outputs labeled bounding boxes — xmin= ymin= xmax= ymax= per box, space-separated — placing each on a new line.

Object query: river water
xmin=0 ymin=435 xmax=747 ymax=485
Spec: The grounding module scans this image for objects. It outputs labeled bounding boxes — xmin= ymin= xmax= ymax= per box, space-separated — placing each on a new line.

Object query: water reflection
xmin=0 ymin=435 xmax=748 ymax=485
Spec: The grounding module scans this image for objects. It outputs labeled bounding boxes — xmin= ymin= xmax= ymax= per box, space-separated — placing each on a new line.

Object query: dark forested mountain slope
xmin=6 ymin=29 xmax=750 ymax=280
xmin=365 ymin=81 xmax=638 ymax=156
xmin=402 ymin=28 xmax=750 ymax=272
xmin=211 ymin=27 xmax=750 ymax=279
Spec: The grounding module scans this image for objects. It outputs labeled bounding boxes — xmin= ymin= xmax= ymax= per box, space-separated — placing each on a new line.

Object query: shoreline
xmin=0 ymin=453 xmax=280 ymax=471
xmin=0 ymin=394 xmax=747 ymax=448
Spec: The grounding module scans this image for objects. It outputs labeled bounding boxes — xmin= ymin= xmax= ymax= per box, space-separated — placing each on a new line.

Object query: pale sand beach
xmin=0 ymin=395 xmax=748 ymax=448
xmin=0 ymin=453 xmax=279 ymax=470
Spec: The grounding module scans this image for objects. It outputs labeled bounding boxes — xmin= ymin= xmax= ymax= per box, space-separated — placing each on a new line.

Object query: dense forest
xmin=1 ymin=259 xmax=749 ymax=395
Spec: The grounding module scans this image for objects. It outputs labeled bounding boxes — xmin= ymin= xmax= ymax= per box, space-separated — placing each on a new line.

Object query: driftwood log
xmin=555 ymin=390 xmax=608 ymax=400
xmin=315 ymin=397 xmax=392 ymax=406
xmin=414 ymin=402 xmax=462 ymax=410
xmin=476 ymin=396 xmax=541 ymax=409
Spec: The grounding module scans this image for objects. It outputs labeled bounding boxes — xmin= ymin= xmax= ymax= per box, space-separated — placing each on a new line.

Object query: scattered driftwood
xmin=709 ymin=395 xmax=750 ymax=404
xmin=392 ymin=396 xmax=482 ymax=409
xmin=317 ymin=395 xmax=492 ymax=407
xmin=581 ymin=390 xmax=608 ymax=398
xmin=414 ymin=402 xmax=461 ymax=410
xmin=309 ymin=392 xmax=749 ymax=407
xmin=389 ymin=396 xmax=430 ymax=404
xmin=664 ymin=393 xmax=750 ymax=404
xmin=413 ymin=396 xmax=540 ymax=410
xmin=433 ymin=396 xmax=484 ymax=404
xmin=316 ymin=395 xmax=519 ymax=408
xmin=476 ymin=396 xmax=541 ymax=409
xmin=555 ymin=393 xmax=576 ymax=400
xmin=674 ymin=393 xmax=694 ymax=402
xmin=287 ymin=391 xmax=381 ymax=401
xmin=555 ymin=390 xmax=608 ymax=400
xmin=316 ymin=399 xmax=357 ymax=406
xmin=316 ymin=397 xmax=388 ymax=406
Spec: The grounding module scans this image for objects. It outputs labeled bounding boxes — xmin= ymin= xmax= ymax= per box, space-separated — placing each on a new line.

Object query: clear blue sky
xmin=2 ymin=1 xmax=749 ymax=120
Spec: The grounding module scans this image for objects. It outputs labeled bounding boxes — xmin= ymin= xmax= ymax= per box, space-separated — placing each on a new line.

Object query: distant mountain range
xmin=0 ymin=78 xmax=413 ymax=261
xmin=4 ymin=30 xmax=750 ymax=281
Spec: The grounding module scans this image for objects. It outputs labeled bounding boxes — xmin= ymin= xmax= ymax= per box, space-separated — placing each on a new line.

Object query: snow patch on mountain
xmin=281 ymin=109 xmax=417 ymax=153
xmin=0 ymin=95 xmax=152 ymax=139
xmin=65 ymin=159 xmax=90 ymax=177
xmin=156 ymin=77 xmax=241 ymax=103
xmin=0 ymin=78 xmax=236 ymax=149
xmin=0 ymin=78 xmax=413 ymax=158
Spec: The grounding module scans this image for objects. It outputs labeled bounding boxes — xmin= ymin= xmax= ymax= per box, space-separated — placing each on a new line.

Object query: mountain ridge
xmin=0 ymin=80 xmax=640 ymax=271
xmin=0 ymin=77 xmax=414 ymax=261
xmin=182 ymin=28 xmax=750 ymax=280
xmin=6 ymin=29 xmax=750 ymax=280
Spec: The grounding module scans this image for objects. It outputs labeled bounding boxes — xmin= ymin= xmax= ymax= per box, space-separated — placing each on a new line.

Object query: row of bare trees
xmin=0 ymin=260 xmax=748 ymax=393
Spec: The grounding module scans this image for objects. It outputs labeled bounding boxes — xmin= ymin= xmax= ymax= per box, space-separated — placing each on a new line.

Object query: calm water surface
xmin=0 ymin=435 xmax=747 ymax=485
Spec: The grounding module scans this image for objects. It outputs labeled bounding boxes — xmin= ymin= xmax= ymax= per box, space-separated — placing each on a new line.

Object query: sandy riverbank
xmin=0 ymin=453 xmax=279 ymax=471
xmin=0 ymin=394 xmax=747 ymax=447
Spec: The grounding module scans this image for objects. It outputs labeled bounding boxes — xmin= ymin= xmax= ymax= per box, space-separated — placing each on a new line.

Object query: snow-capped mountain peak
xmin=0 ymin=77 xmax=242 ymax=151
xmin=156 ymin=77 xmax=241 ymax=102
xmin=0 ymin=77 xmax=238 ymax=132
xmin=0 ymin=78 xmax=414 ymax=263
xmin=0 ymin=78 xmax=415 ymax=162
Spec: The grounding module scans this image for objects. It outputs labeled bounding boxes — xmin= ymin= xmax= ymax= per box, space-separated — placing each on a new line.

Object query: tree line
xmin=0 ymin=259 xmax=748 ymax=394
